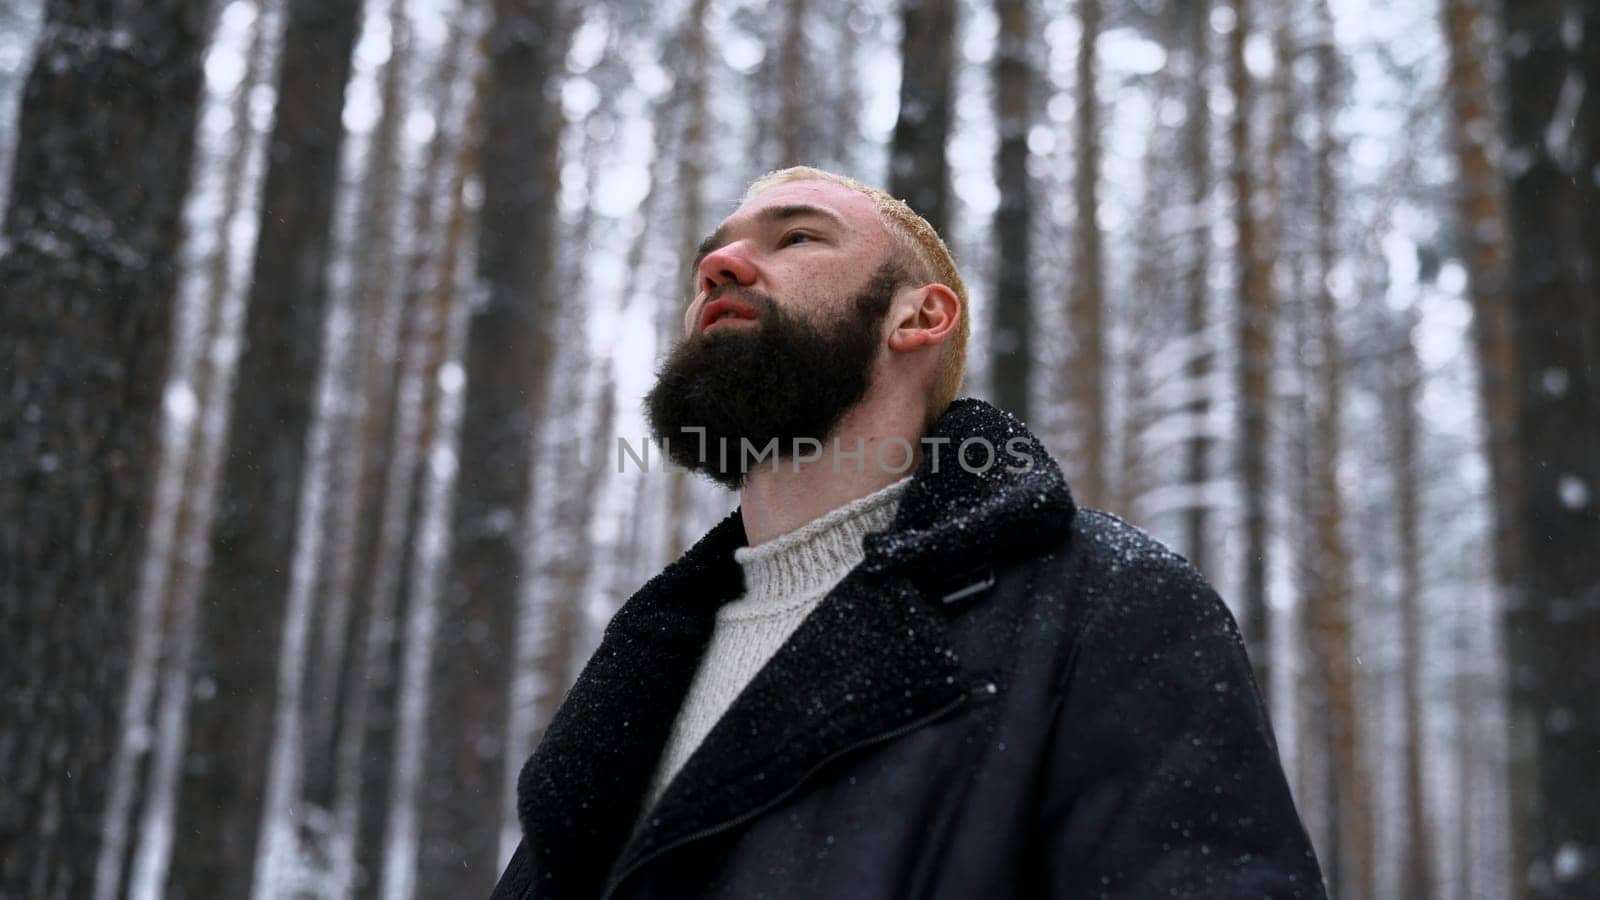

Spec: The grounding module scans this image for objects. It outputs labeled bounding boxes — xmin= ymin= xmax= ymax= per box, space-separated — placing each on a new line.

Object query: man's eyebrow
xmin=690 ymin=203 xmax=848 ymax=276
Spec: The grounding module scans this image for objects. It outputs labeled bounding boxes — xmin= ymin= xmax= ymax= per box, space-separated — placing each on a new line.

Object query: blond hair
xmin=744 ymin=166 xmax=968 ymax=427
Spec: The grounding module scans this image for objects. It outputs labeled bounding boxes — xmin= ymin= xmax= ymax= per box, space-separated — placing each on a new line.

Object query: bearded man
xmin=490 ymin=168 xmax=1324 ymax=899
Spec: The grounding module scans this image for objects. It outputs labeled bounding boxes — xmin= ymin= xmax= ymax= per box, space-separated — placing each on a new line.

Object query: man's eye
xmin=780 ymin=232 xmax=815 ymax=247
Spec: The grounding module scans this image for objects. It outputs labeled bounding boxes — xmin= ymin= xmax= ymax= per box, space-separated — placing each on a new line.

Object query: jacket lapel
xmin=513 ymin=511 xmax=746 ymax=900
xmin=514 ymin=399 xmax=1077 ymax=899
xmin=603 ymin=569 xmax=972 ymax=893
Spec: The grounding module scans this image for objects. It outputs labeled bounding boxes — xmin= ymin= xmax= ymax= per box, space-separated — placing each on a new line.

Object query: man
xmin=490 ymin=168 xmax=1324 ymax=899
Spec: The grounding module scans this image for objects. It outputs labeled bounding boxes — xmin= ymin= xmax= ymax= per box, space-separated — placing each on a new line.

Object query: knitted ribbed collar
xmin=727 ymin=476 xmax=910 ymax=617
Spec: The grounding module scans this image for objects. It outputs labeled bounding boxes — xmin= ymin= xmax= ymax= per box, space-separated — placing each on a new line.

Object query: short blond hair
xmin=744 ymin=166 xmax=968 ymax=427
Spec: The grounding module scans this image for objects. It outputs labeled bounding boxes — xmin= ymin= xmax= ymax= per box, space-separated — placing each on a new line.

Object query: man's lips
xmin=700 ymin=297 xmax=760 ymax=334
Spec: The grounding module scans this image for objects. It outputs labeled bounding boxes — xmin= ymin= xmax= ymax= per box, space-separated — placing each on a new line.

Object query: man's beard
xmin=644 ymin=261 xmax=905 ymax=489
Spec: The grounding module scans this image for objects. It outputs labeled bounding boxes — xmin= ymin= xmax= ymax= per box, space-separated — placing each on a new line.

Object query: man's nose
xmin=697 ymin=242 xmax=758 ymax=294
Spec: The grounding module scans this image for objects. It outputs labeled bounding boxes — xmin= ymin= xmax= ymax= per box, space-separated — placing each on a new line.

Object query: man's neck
xmin=738 ymin=400 xmax=925 ymax=547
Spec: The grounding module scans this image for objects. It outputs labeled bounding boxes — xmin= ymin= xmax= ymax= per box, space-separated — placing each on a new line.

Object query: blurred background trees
xmin=0 ymin=0 xmax=1594 ymax=897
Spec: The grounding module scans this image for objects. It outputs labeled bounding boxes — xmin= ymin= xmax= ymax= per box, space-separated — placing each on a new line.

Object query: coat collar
xmin=514 ymin=399 xmax=1076 ymax=898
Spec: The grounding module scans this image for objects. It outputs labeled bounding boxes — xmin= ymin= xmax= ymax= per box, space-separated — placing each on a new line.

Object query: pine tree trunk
xmin=1499 ymin=1 xmax=1600 ymax=895
xmin=1181 ymin=0 xmax=1214 ymax=575
xmin=1116 ymin=14 xmax=1184 ymax=523
xmin=124 ymin=8 xmax=282 ymax=889
xmin=0 ymin=2 xmax=212 ymax=896
xmin=502 ymin=86 xmax=608 ymax=855
xmin=827 ymin=4 xmax=864 ymax=173
xmin=1227 ymin=0 xmax=1275 ymax=705
xmin=664 ymin=0 xmax=710 ymax=562
xmin=988 ymin=0 xmax=1035 ymax=425
xmin=172 ymin=0 xmax=363 ymax=894
xmin=1069 ymin=0 xmax=1106 ymax=509
xmin=1441 ymin=0 xmax=1522 ymax=610
xmin=1391 ymin=305 xmax=1438 ymax=899
xmin=377 ymin=44 xmax=489 ymax=895
xmin=890 ymin=0 xmax=956 ymax=234
xmin=518 ymin=347 xmax=609 ymax=824
xmin=1439 ymin=4 xmax=1516 ymax=894
xmin=95 ymin=5 xmax=273 ymax=894
xmin=1305 ymin=14 xmax=1373 ymax=895
xmin=415 ymin=0 xmax=567 ymax=890
xmin=1287 ymin=251 xmax=1332 ymax=867
xmin=777 ymin=0 xmax=810 ymax=168
xmin=303 ymin=0 xmax=414 ymax=817
xmin=343 ymin=15 xmax=481 ymax=894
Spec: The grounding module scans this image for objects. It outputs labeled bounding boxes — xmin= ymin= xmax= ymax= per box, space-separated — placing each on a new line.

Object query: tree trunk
xmin=827 ymin=2 xmax=865 ymax=173
xmin=1286 ymin=250 xmax=1332 ymax=868
xmin=1499 ymin=1 xmax=1600 ymax=895
xmin=777 ymin=0 xmax=810 ymax=168
xmin=341 ymin=13 xmax=481 ymax=895
xmin=415 ymin=0 xmax=567 ymax=891
xmin=889 ymin=0 xmax=956 ymax=234
xmin=1116 ymin=11 xmax=1185 ymax=524
xmin=1435 ymin=23 xmax=1524 ymax=883
xmin=989 ymin=0 xmax=1035 ymax=426
xmin=94 ymin=4 xmax=273 ymax=894
xmin=545 ymin=376 xmax=614 ymax=717
xmin=664 ymin=0 xmax=710 ymax=562
xmin=171 ymin=0 xmax=363 ymax=894
xmin=503 ymin=96 xmax=609 ymax=848
xmin=1304 ymin=12 xmax=1372 ymax=896
xmin=123 ymin=8 xmax=284 ymax=893
xmin=1441 ymin=0 xmax=1522 ymax=613
xmin=1181 ymin=0 xmax=1214 ymax=575
xmin=0 ymin=1 xmax=211 ymax=896
xmin=1227 ymin=0 xmax=1275 ymax=703
xmin=1065 ymin=0 xmax=1105 ymax=506
xmin=1390 ymin=304 xmax=1438 ymax=899
xmin=376 ymin=41 xmax=489 ymax=894
xmin=303 ymin=0 xmax=414 ymax=819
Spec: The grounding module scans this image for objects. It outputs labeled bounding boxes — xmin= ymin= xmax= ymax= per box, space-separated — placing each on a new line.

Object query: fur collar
xmin=514 ymin=398 xmax=1076 ymax=898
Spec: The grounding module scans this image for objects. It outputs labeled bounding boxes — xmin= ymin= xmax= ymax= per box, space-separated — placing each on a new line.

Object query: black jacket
xmin=491 ymin=399 xmax=1324 ymax=899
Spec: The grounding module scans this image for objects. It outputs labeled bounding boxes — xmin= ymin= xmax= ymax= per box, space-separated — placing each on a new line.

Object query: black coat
xmin=491 ymin=399 xmax=1324 ymax=900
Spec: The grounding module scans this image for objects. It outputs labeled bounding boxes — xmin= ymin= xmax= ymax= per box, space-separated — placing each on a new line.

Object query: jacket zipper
xmin=592 ymin=689 xmax=972 ymax=900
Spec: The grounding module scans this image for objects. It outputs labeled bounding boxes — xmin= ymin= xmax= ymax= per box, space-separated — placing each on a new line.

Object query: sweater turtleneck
xmin=643 ymin=476 xmax=911 ymax=808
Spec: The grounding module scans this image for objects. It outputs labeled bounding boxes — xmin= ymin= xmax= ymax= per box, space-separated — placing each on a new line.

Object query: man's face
xmin=645 ymin=180 xmax=904 ymax=488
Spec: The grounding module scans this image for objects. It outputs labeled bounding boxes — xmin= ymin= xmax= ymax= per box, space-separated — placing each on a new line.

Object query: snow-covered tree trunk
xmin=303 ymin=0 xmax=414 ymax=821
xmin=415 ymin=0 xmax=568 ymax=890
xmin=1115 ymin=6 xmax=1186 ymax=525
xmin=337 ymin=10 xmax=482 ymax=895
xmin=1181 ymin=0 xmax=1216 ymax=576
xmin=1304 ymin=11 xmax=1373 ymax=895
xmin=988 ymin=0 xmax=1036 ymax=426
xmin=663 ymin=0 xmax=709 ymax=563
xmin=1386 ymin=301 xmax=1438 ymax=899
xmin=1441 ymin=0 xmax=1521 ymax=613
xmin=0 ymin=1 xmax=212 ymax=895
xmin=1227 ymin=0 xmax=1276 ymax=704
xmin=94 ymin=3 xmax=276 ymax=895
xmin=172 ymin=0 xmax=363 ymax=893
xmin=378 ymin=43 xmax=488 ymax=897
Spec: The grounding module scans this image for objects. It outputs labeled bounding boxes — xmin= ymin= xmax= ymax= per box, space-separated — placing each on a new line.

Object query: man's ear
xmin=886 ymin=283 xmax=961 ymax=353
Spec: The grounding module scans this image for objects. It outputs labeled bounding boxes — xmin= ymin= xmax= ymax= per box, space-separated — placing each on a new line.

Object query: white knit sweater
xmin=643 ymin=476 xmax=912 ymax=807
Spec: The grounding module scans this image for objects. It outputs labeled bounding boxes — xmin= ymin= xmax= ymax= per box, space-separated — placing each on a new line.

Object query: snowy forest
xmin=0 ymin=0 xmax=1595 ymax=897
